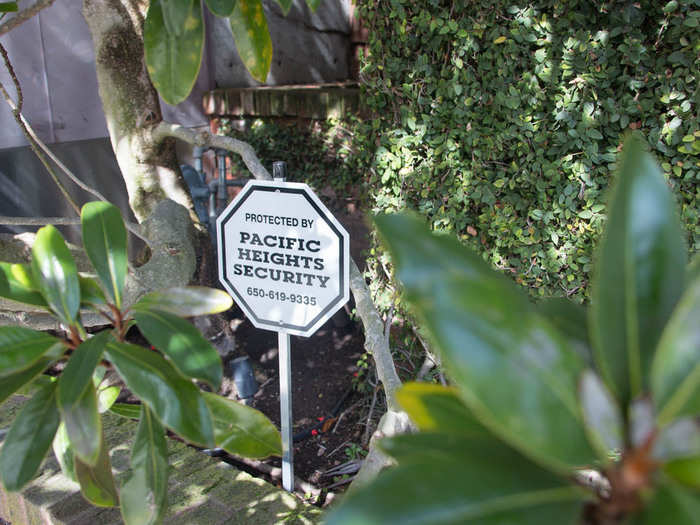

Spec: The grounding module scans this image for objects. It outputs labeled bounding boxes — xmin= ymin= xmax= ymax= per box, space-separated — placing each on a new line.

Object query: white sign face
xmin=216 ymin=180 xmax=350 ymax=337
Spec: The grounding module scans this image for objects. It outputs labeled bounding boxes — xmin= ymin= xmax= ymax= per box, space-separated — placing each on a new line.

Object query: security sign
xmin=216 ymin=180 xmax=350 ymax=337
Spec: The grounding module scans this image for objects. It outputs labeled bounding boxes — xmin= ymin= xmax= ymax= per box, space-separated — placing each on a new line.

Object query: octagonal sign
xmin=216 ymin=180 xmax=350 ymax=337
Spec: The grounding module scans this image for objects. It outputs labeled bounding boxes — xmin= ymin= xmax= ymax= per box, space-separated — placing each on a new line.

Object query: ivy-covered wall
xmin=356 ymin=0 xmax=699 ymax=300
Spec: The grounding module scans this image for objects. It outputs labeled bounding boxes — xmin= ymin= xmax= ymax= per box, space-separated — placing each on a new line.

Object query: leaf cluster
xmin=0 ymin=202 xmax=281 ymax=524
xmin=325 ymin=138 xmax=700 ymax=523
xmin=356 ymin=0 xmax=699 ymax=301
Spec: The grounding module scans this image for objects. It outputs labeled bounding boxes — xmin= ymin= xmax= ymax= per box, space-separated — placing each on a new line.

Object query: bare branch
xmin=0 ymin=216 xmax=81 ymax=226
xmin=151 ymin=121 xmax=272 ymax=181
xmin=0 ymin=0 xmax=56 ymax=37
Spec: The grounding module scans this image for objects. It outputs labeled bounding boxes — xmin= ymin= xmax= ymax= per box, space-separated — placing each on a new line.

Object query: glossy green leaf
xmin=0 ymin=382 xmax=60 ymax=491
xmin=205 ymin=0 xmax=236 ymax=17
xmin=52 ymin=423 xmax=77 ymax=482
xmin=203 ymin=392 xmax=281 ymax=458
xmin=120 ymin=405 xmax=168 ymax=525
xmin=74 ymin=432 xmax=118 ymax=507
xmin=59 ymin=383 xmax=102 ymax=466
xmin=536 ymin=297 xmax=592 ymax=365
xmin=59 ymin=331 xmax=110 ymax=409
xmin=274 ymin=0 xmax=292 ymax=15
xmin=327 ymin=433 xmax=585 ymax=525
xmin=79 ymin=276 xmax=107 ymax=307
xmin=687 ymin=255 xmax=700 ymax=285
xmin=305 ymin=0 xmax=320 ymax=12
xmin=396 ymin=382 xmax=489 ymax=437
xmin=132 ymin=286 xmax=233 ymax=317
xmin=637 ymin=481 xmax=700 ymax=524
xmin=0 ymin=262 xmax=48 ymax=307
xmin=651 ymin=274 xmax=700 ymax=425
xmin=161 ymin=0 xmax=193 ymax=36
xmin=0 ymin=359 xmax=50 ymax=405
xmin=81 ymin=202 xmax=127 ymax=308
xmin=105 ymin=341 xmax=214 ymax=447
xmin=0 ymin=326 xmax=61 ymax=376
xmin=664 ymin=458 xmax=700 ymax=490
xmin=579 ymin=370 xmax=623 ymax=459
xmin=97 ymin=386 xmax=120 ymax=414
xmin=109 ymin=403 xmax=142 ymax=420
xmin=133 ymin=309 xmax=222 ymax=389
xmin=590 ymin=137 xmax=686 ymax=406
xmin=0 ymin=2 xmax=18 ymax=13
xmin=144 ymin=0 xmax=204 ymax=105
xmin=230 ymin=0 xmax=272 ymax=83
xmin=31 ymin=225 xmax=80 ymax=326
xmin=375 ymin=213 xmax=595 ymax=473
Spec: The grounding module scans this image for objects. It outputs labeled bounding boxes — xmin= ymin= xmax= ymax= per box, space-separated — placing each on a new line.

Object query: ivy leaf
xmin=144 ymin=0 xmax=204 ymax=105
xmin=0 ymin=326 xmax=62 ymax=376
xmin=120 ymin=406 xmax=168 ymax=525
xmin=203 ymin=392 xmax=281 ymax=458
xmin=132 ymin=309 xmax=222 ymax=389
xmin=31 ymin=225 xmax=80 ymax=326
xmin=0 ymin=262 xmax=48 ymax=308
xmin=132 ymin=286 xmax=233 ymax=317
xmin=375 ymin=213 xmax=596 ymax=473
xmin=80 ymin=202 xmax=127 ymax=308
xmin=205 ymin=0 xmax=236 ymax=17
xmin=590 ymin=136 xmax=686 ymax=407
xmin=74 ymin=432 xmax=119 ymax=507
xmin=0 ymin=382 xmax=61 ymax=491
xmin=230 ymin=0 xmax=272 ymax=83
xmin=105 ymin=341 xmax=214 ymax=447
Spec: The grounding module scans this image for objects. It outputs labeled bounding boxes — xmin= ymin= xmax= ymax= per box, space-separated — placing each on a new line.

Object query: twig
xmin=0 ymin=0 xmax=56 ymax=37
xmin=0 ymin=42 xmax=21 ymax=113
xmin=362 ymin=385 xmax=379 ymax=447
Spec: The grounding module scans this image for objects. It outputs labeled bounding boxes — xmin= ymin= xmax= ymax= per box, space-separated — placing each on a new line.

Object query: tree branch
xmin=151 ymin=121 xmax=272 ymax=181
xmin=0 ymin=0 xmax=56 ymax=37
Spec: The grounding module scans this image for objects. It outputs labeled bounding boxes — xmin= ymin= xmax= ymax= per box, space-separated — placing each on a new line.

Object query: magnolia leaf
xmin=275 ymin=0 xmax=292 ymax=15
xmin=0 ymin=326 xmax=61 ymax=376
xmin=590 ymin=137 xmax=686 ymax=406
xmin=81 ymin=202 xmax=127 ymax=308
xmin=305 ymin=0 xmax=321 ymax=12
xmin=132 ymin=286 xmax=233 ymax=317
xmin=161 ymin=0 xmax=194 ymax=36
xmin=536 ymin=297 xmax=592 ymax=365
xmin=637 ymin=481 xmax=700 ymax=524
xmin=230 ymin=0 xmax=272 ymax=83
xmin=79 ymin=275 xmax=107 ymax=307
xmin=105 ymin=341 xmax=214 ymax=447
xmin=0 ymin=2 xmax=18 ymax=13
xmin=327 ymin=433 xmax=585 ymax=524
xmin=59 ymin=383 xmax=102 ymax=466
xmin=654 ymin=418 xmax=700 ymax=462
xmin=664 ymin=458 xmax=700 ymax=490
xmin=132 ymin=309 xmax=222 ymax=389
xmin=120 ymin=406 xmax=168 ymax=525
xmin=31 ymin=225 xmax=80 ymax=326
xmin=74 ymin=431 xmax=118 ymax=507
xmin=0 ymin=382 xmax=60 ymax=491
xmin=0 ymin=359 xmax=50 ymax=405
xmin=52 ymin=423 xmax=77 ymax=482
xmin=205 ymin=0 xmax=236 ymax=17
xmin=97 ymin=386 xmax=120 ymax=414
xmin=651 ymin=273 xmax=700 ymax=425
xmin=579 ymin=370 xmax=624 ymax=459
xmin=0 ymin=262 xmax=48 ymax=307
xmin=144 ymin=0 xmax=204 ymax=105
xmin=58 ymin=331 xmax=110 ymax=409
xmin=374 ymin=213 xmax=595 ymax=473
xmin=203 ymin=392 xmax=281 ymax=458
xmin=109 ymin=403 xmax=142 ymax=420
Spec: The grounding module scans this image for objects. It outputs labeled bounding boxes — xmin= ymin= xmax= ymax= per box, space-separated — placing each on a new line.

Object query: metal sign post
xmin=216 ymin=161 xmax=350 ymax=493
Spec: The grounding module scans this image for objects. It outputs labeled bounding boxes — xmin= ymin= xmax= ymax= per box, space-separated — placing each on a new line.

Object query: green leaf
xmin=97 ymin=386 xmax=120 ymax=414
xmin=79 ymin=275 xmax=107 ymax=307
xmin=0 ymin=262 xmax=48 ymax=307
xmin=0 ymin=382 xmax=60 ymax=491
xmin=0 ymin=359 xmax=50 ymax=405
xmin=59 ymin=382 xmax=102 ymax=466
xmin=535 ymin=298 xmax=592 ymax=364
xmin=327 ymin=433 xmax=586 ymax=525
xmin=31 ymin=225 xmax=80 ymax=326
xmin=120 ymin=406 xmax=168 ymax=525
xmin=651 ymin=273 xmax=700 ymax=425
xmin=52 ymin=423 xmax=77 ymax=482
xmin=74 ymin=432 xmax=118 ymax=507
xmin=654 ymin=418 xmax=700 ymax=462
xmin=144 ymin=0 xmax=204 ymax=105
xmin=590 ymin=136 xmax=686 ymax=406
xmin=305 ymin=0 xmax=321 ymax=12
xmin=396 ymin=383 xmax=489 ymax=437
xmin=132 ymin=286 xmax=233 ymax=317
xmin=58 ymin=331 xmax=110 ymax=410
xmin=0 ymin=326 xmax=61 ymax=376
xmin=579 ymin=370 xmax=623 ymax=459
xmin=133 ymin=309 xmax=222 ymax=389
xmin=0 ymin=2 xmax=18 ymax=13
xmin=664 ymin=458 xmax=700 ymax=490
xmin=105 ymin=341 xmax=214 ymax=447
xmin=374 ymin=213 xmax=595 ymax=473
xmin=274 ymin=0 xmax=292 ymax=15
xmin=637 ymin=481 xmax=700 ymax=524
xmin=205 ymin=0 xmax=236 ymax=17
xmin=161 ymin=0 xmax=193 ymax=36
xmin=81 ymin=202 xmax=127 ymax=308
xmin=109 ymin=403 xmax=142 ymax=420
xmin=230 ymin=0 xmax=272 ymax=83
xmin=203 ymin=392 xmax=281 ymax=458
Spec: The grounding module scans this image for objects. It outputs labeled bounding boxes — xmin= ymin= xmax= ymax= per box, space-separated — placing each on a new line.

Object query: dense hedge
xmin=357 ymin=0 xmax=699 ymax=301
